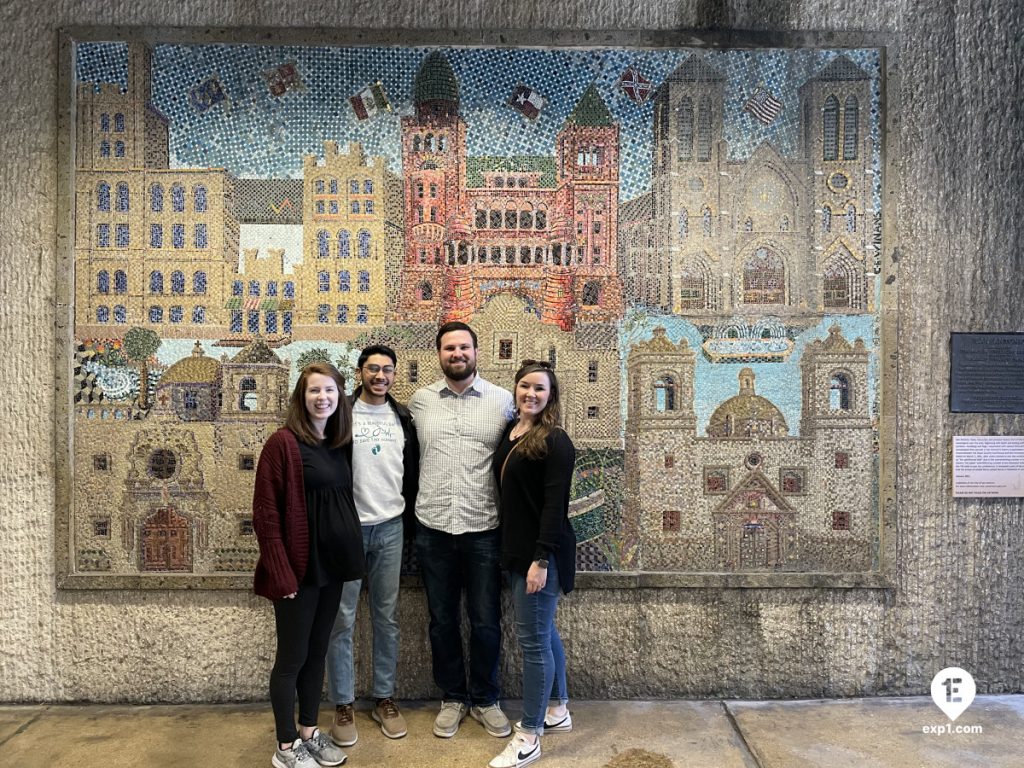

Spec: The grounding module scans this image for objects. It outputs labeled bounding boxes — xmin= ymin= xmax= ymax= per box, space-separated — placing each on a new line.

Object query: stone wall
xmin=1 ymin=0 xmax=1022 ymax=702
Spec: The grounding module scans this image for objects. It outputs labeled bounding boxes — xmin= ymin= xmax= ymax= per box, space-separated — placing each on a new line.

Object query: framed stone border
xmin=55 ymin=26 xmax=899 ymax=590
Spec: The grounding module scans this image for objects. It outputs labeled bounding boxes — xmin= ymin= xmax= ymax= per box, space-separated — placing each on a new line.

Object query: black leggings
xmin=270 ymin=580 xmax=344 ymax=744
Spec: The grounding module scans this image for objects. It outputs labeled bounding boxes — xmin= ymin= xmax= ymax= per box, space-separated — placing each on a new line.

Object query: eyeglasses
xmin=520 ymin=359 xmax=553 ymax=369
xmin=362 ymin=364 xmax=395 ymax=375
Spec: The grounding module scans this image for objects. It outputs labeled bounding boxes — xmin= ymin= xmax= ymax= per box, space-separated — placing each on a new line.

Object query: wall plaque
xmin=950 ymin=332 xmax=1024 ymax=413
xmin=952 ymin=436 xmax=1024 ymax=498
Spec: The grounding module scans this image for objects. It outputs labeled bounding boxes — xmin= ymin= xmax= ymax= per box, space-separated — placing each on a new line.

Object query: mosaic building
xmin=74 ymin=45 xmax=239 ymax=341
xmin=620 ymin=55 xmax=876 ymax=325
xmin=74 ymin=339 xmax=286 ymax=573
xmin=395 ymin=52 xmax=625 ymax=331
xmin=624 ymin=324 xmax=874 ymax=571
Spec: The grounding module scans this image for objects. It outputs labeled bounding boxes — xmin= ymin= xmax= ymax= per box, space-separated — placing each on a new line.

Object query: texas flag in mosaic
xmin=744 ymin=86 xmax=784 ymax=125
xmin=508 ymin=84 xmax=545 ymax=120
xmin=349 ymin=82 xmax=391 ymax=120
xmin=189 ymin=75 xmax=227 ymax=113
xmin=618 ymin=66 xmax=652 ymax=104
xmin=263 ymin=61 xmax=304 ymax=97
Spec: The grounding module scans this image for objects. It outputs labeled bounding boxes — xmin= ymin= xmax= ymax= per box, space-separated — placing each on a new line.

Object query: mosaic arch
xmin=57 ymin=31 xmax=895 ymax=588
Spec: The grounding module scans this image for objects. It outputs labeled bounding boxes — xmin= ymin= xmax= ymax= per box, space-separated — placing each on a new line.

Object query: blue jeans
xmin=326 ymin=515 xmax=404 ymax=704
xmin=415 ymin=522 xmax=502 ymax=705
xmin=510 ymin=557 xmax=568 ymax=734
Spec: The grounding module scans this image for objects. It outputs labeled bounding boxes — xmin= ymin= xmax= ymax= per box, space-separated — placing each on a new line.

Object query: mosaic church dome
xmin=706 ymin=367 xmax=788 ymax=438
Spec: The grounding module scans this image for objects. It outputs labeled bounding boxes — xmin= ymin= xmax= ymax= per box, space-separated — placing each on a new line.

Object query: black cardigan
xmin=493 ymin=422 xmax=577 ymax=593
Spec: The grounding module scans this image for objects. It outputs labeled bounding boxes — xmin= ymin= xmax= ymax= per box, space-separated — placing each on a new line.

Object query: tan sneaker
xmin=330 ymin=703 xmax=357 ymax=747
xmin=372 ymin=697 xmax=408 ymax=739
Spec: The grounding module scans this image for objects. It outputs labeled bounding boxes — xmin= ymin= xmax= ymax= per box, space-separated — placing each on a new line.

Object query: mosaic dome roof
xmin=706 ymin=368 xmax=788 ymax=438
xmin=160 ymin=342 xmax=221 ymax=385
xmin=414 ymin=51 xmax=459 ymax=106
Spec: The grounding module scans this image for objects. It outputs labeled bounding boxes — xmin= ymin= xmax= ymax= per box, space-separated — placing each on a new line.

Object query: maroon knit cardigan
xmin=252 ymin=428 xmax=309 ymax=600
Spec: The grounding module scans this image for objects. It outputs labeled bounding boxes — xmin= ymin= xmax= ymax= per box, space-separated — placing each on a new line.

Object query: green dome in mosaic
xmin=414 ymin=51 xmax=459 ymax=105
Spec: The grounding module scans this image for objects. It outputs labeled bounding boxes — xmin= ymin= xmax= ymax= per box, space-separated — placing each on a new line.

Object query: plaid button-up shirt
xmin=408 ymin=374 xmax=514 ymax=534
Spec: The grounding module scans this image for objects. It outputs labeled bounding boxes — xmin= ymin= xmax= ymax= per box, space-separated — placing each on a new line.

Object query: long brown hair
xmin=513 ymin=360 xmax=562 ymax=460
xmin=285 ymin=363 xmax=352 ymax=448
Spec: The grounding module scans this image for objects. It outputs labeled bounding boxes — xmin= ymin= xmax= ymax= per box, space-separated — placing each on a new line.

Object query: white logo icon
xmin=930 ymin=667 xmax=976 ymax=722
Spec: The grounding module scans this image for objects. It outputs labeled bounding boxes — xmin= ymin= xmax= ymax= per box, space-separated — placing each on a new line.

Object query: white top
xmin=408 ymin=374 xmax=514 ymax=534
xmin=351 ymin=398 xmax=406 ymax=526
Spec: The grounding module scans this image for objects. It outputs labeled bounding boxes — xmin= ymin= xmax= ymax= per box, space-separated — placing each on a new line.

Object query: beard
xmin=441 ymin=358 xmax=476 ymax=382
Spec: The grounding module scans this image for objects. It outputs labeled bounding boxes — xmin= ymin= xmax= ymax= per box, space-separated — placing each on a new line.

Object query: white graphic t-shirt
xmin=351 ymin=399 xmax=406 ymax=526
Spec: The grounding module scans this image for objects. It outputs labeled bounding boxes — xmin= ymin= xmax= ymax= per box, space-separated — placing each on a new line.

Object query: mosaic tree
xmin=122 ymin=327 xmax=161 ymax=409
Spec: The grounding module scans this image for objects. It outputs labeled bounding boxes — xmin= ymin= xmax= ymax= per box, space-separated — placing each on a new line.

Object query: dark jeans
xmin=269 ymin=580 xmax=344 ymax=744
xmin=415 ymin=522 xmax=502 ymax=705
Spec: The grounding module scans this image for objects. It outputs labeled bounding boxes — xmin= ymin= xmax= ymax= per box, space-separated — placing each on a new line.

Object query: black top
xmin=298 ymin=439 xmax=364 ymax=586
xmin=493 ymin=422 xmax=577 ymax=593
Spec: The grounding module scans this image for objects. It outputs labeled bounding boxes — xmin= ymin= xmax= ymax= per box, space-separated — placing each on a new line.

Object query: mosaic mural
xmin=62 ymin=37 xmax=887 ymax=586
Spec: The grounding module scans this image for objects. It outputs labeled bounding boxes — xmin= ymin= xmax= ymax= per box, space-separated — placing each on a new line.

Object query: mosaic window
xmin=662 ymin=510 xmax=681 ymax=533
xmin=116 ymin=183 xmax=129 ymax=212
xmin=704 ymin=467 xmax=729 ymax=495
xmin=780 ymin=468 xmax=805 ymax=495
xmin=114 ymin=112 xmax=125 ymax=132
xmin=832 ymin=510 xmax=850 ymax=531
xmin=171 ymin=184 xmax=185 ymax=212
xmin=62 ymin=37 xmax=889 ymax=587
xmin=93 ymin=518 xmax=110 ymax=537
xmin=97 ymin=182 xmax=110 ymax=211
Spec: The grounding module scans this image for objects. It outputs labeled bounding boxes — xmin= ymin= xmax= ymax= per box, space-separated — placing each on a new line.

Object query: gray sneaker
xmin=433 ymin=700 xmax=468 ymax=738
xmin=272 ymin=740 xmax=319 ymax=768
xmin=302 ymin=728 xmax=347 ymax=766
xmin=471 ymin=703 xmax=512 ymax=737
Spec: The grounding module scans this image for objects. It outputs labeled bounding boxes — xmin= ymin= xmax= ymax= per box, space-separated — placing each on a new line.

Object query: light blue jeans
xmin=510 ymin=556 xmax=568 ymax=734
xmin=326 ymin=514 xmax=404 ymax=704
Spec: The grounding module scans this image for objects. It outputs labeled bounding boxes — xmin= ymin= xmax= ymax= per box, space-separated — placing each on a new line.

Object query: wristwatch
xmin=534 ymin=558 xmax=549 ymax=569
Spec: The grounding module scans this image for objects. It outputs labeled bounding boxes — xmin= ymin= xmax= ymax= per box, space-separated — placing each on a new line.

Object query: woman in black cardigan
xmin=490 ymin=360 xmax=576 ymax=768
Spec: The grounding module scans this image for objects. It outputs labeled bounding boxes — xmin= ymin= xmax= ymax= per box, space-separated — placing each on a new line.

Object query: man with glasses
xmin=409 ymin=321 xmax=515 ymax=739
xmin=326 ymin=344 xmax=419 ymax=746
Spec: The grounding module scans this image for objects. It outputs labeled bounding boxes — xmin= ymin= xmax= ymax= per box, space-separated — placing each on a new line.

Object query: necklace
xmin=510 ymin=421 xmax=532 ymax=441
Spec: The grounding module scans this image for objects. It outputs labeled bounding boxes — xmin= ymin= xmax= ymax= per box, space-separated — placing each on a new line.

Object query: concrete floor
xmin=0 ymin=695 xmax=1021 ymax=767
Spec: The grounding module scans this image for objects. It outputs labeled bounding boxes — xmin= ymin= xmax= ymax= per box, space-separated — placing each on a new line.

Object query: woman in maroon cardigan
xmin=253 ymin=362 xmax=364 ymax=768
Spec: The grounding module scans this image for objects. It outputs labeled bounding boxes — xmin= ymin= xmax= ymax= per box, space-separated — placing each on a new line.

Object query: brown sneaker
xmin=330 ymin=703 xmax=357 ymax=747
xmin=372 ymin=697 xmax=408 ymax=739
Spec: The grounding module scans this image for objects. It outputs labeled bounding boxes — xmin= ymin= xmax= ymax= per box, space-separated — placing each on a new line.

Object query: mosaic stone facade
xmin=64 ymin=39 xmax=885 ymax=586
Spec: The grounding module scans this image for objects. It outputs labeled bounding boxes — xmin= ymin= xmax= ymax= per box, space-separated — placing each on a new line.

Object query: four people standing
xmin=254 ymin=329 xmax=577 ymax=767
xmin=326 ymin=345 xmax=420 ymax=746
xmin=408 ymin=322 xmax=516 ymax=739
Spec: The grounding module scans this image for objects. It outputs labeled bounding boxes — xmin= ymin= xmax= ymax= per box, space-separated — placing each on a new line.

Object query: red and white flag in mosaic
xmin=349 ymin=82 xmax=391 ymax=120
xmin=508 ymin=84 xmax=545 ymax=120
xmin=618 ymin=66 xmax=652 ymax=104
xmin=263 ymin=61 xmax=304 ymax=97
